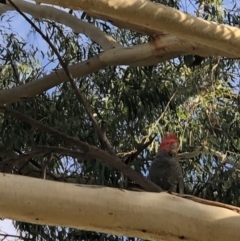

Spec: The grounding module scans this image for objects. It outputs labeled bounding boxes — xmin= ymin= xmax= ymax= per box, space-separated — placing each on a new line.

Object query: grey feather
xmin=148 ymin=150 xmax=184 ymax=195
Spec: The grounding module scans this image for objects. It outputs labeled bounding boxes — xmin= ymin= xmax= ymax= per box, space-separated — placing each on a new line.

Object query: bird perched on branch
xmin=148 ymin=133 xmax=184 ymax=195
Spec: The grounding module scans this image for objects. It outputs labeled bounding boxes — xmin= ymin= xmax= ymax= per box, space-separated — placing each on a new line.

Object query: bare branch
xmin=46 ymin=0 xmax=240 ymax=55
xmin=123 ymin=134 xmax=156 ymax=165
xmin=178 ymin=145 xmax=240 ymax=170
xmin=1 ymin=150 xmax=49 ymax=173
xmin=8 ymin=0 xmax=116 ymax=156
xmin=178 ymin=146 xmax=202 ymax=159
xmin=0 ymin=106 xmax=162 ymax=192
xmin=36 ymin=145 xmax=90 ymax=160
xmin=0 ymin=34 xmax=237 ymax=106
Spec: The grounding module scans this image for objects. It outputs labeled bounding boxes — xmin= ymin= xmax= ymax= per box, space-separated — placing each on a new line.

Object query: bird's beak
xmin=171 ymin=142 xmax=179 ymax=155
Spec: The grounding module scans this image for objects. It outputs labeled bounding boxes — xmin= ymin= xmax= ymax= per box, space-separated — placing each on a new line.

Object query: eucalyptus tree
xmin=0 ymin=0 xmax=240 ymax=240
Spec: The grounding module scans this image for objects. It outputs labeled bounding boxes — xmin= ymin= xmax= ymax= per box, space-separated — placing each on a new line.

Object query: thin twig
xmin=124 ymin=91 xmax=177 ymax=165
xmin=37 ymin=145 xmax=89 ymax=160
xmin=196 ymin=0 xmax=205 ymax=17
xmin=124 ymin=134 xmax=156 ymax=165
xmin=157 ymin=90 xmax=177 ymax=123
xmin=42 ymin=153 xmax=53 ymax=179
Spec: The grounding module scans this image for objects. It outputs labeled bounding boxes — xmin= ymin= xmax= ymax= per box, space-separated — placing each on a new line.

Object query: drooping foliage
xmin=0 ymin=0 xmax=240 ymax=240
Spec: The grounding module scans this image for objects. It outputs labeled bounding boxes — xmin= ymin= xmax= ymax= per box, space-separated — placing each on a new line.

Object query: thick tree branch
xmin=0 ymin=0 xmax=239 ymax=108
xmin=0 ymin=33 xmax=237 ymax=106
xmin=1 ymin=0 xmax=120 ymax=50
xmin=2 ymin=1 xmax=240 ymax=56
xmin=1 ymin=174 xmax=240 ymax=241
xmin=38 ymin=0 xmax=240 ymax=56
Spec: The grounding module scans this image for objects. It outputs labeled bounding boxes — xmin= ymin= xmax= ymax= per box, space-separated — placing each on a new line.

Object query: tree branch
xmin=1 ymin=0 xmax=120 ymax=50
xmin=1 ymin=149 xmax=48 ymax=173
xmin=123 ymin=134 xmax=156 ymax=165
xmin=8 ymin=0 xmax=116 ymax=156
xmin=36 ymin=145 xmax=90 ymax=160
xmin=1 ymin=173 xmax=240 ymax=241
xmin=40 ymin=0 xmax=240 ymax=56
xmin=0 ymin=106 xmax=162 ymax=192
xmin=0 ymin=34 xmax=237 ymax=106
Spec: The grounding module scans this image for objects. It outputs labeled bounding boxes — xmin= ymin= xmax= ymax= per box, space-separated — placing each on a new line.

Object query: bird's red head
xmin=158 ymin=133 xmax=179 ymax=155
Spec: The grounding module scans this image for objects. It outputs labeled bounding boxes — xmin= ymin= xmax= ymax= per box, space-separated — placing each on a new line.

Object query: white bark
xmin=0 ymin=0 xmax=240 ymax=104
xmin=38 ymin=0 xmax=240 ymax=55
xmin=0 ymin=34 xmax=235 ymax=105
xmin=0 ymin=173 xmax=240 ymax=241
xmin=1 ymin=0 xmax=120 ymax=50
